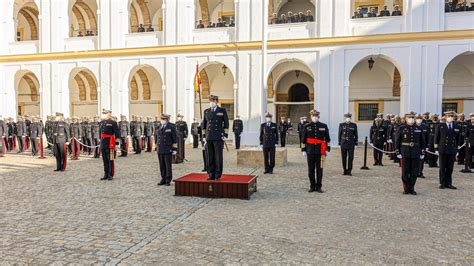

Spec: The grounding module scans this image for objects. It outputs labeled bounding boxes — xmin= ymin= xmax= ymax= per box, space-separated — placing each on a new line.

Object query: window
xmin=357 ymin=102 xmax=380 ymax=121
xmin=442 ymin=102 xmax=459 ymax=113
xmin=220 ymin=103 xmax=234 ymax=119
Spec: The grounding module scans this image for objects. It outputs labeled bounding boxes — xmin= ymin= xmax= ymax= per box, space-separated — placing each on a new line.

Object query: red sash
xmin=101 ymin=133 xmax=116 ymax=149
xmin=306 ymin=138 xmax=327 ymax=155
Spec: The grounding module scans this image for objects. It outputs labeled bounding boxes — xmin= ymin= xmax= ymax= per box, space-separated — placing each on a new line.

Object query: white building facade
xmin=0 ymin=0 xmax=473 ymax=144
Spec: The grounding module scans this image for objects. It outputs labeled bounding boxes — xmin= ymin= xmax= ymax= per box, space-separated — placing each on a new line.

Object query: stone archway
xmin=442 ymin=52 xmax=474 ymax=114
xmin=15 ymin=71 xmax=40 ymax=116
xmin=69 ymin=68 xmax=98 ymax=117
xmin=69 ymin=0 xmax=98 ymax=37
xmin=128 ymin=65 xmax=163 ymax=117
xmin=129 ymin=0 xmax=162 ymax=32
xmin=15 ymin=0 xmax=39 ymax=41
xmin=195 ymin=0 xmax=235 ymax=27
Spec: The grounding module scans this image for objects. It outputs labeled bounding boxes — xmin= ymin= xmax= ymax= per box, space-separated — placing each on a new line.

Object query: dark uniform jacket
xmin=232 ymin=119 xmax=243 ymax=134
xmin=338 ymin=122 xmax=358 ymax=149
xmin=176 ymin=121 xmax=189 ymax=138
xmin=28 ymin=122 xmax=42 ymax=138
xmin=428 ymin=121 xmax=439 ymax=144
xmin=297 ymin=122 xmax=307 ymax=136
xmin=15 ymin=121 xmax=26 ymax=136
xmin=144 ymin=122 xmax=154 ymax=137
xmin=0 ymin=120 xmax=5 ymax=137
xmin=119 ymin=121 xmax=130 ymax=138
xmin=370 ymin=125 xmax=386 ymax=146
xmin=458 ymin=121 xmax=468 ymax=144
xmin=191 ymin=122 xmax=200 ymax=135
xmin=156 ymin=123 xmax=177 ymax=155
xmin=202 ymin=107 xmax=229 ymax=141
xmin=435 ymin=123 xmax=461 ymax=155
xmin=259 ymin=122 xmax=278 ymax=148
xmin=99 ymin=119 xmax=119 ymax=149
xmin=53 ymin=121 xmax=70 ymax=144
xmin=70 ymin=123 xmax=82 ymax=140
xmin=92 ymin=122 xmax=100 ymax=140
xmin=395 ymin=124 xmax=426 ymax=158
xmin=130 ymin=121 xmax=143 ymax=137
xmin=301 ymin=122 xmax=331 ymax=155
xmin=466 ymin=123 xmax=474 ymax=146
xmin=83 ymin=122 xmax=92 ymax=139
xmin=379 ymin=10 xmax=391 ymax=16
xmin=278 ymin=122 xmax=288 ymax=134
xmin=153 ymin=121 xmax=162 ymax=140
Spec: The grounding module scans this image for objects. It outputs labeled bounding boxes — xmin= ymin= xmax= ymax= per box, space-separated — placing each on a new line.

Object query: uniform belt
xmin=401 ymin=142 xmax=418 ymax=147
xmin=306 ymin=138 xmax=327 ymax=154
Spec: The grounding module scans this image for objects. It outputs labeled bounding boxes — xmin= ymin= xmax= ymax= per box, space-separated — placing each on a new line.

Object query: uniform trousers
xmin=54 ymin=143 xmax=66 ymax=170
xmin=30 ymin=137 xmax=38 ymax=155
xmin=307 ymin=153 xmax=323 ymax=189
xmin=158 ymin=153 xmax=173 ymax=183
xmin=401 ymin=157 xmax=419 ymax=192
xmin=439 ymin=154 xmax=456 ymax=187
xmin=101 ymin=148 xmax=115 ymax=177
xmin=206 ymin=140 xmax=224 ymax=179
xmin=234 ymin=133 xmax=241 ymax=149
xmin=341 ymin=148 xmax=354 ymax=173
xmin=262 ymin=147 xmax=275 ymax=172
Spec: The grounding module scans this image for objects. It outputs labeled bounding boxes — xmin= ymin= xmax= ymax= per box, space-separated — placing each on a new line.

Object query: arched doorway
xmin=268 ymin=59 xmax=314 ymax=144
xmin=195 ymin=62 xmax=235 ymax=121
xmin=350 ymin=0 xmax=403 ymax=18
xmin=442 ymin=52 xmax=474 ymax=114
xmin=69 ymin=0 xmax=98 ymax=37
xmin=195 ymin=0 xmax=235 ymax=28
xmin=269 ymin=0 xmax=315 ymax=24
xmin=349 ymin=55 xmax=402 ymax=137
xmin=15 ymin=71 xmax=40 ymax=116
xmin=129 ymin=0 xmax=163 ymax=32
xmin=69 ymin=68 xmax=98 ymax=117
xmin=14 ymin=0 xmax=39 ymax=41
xmin=129 ymin=65 xmax=163 ymax=117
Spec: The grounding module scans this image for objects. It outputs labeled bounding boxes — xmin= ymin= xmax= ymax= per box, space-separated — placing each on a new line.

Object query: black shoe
xmin=308 ymin=187 xmax=316 ymax=193
xmin=419 ymin=175 xmax=425 ymax=179
xmin=343 ymin=170 xmax=347 ymax=175
xmin=158 ymin=180 xmax=166 ymax=186
xmin=315 ymin=188 xmax=324 ymax=193
xmin=201 ymin=169 xmax=207 ymax=172
xmin=403 ymin=191 xmax=410 ymax=194
xmin=54 ymin=169 xmax=61 ymax=172
xmin=100 ymin=176 xmax=108 ymax=180
xmin=263 ymin=171 xmax=269 ymax=174
xmin=215 ymin=176 xmax=221 ymax=181
xmin=165 ymin=182 xmax=171 ymax=186
xmin=439 ymin=185 xmax=446 ymax=189
xmin=207 ymin=177 xmax=215 ymax=181
xmin=447 ymin=185 xmax=457 ymax=190
xmin=347 ymin=172 xmax=352 ymax=176
xmin=269 ymin=170 xmax=273 ymax=174
xmin=411 ymin=191 xmax=417 ymax=195
xmin=107 ymin=176 xmax=113 ymax=181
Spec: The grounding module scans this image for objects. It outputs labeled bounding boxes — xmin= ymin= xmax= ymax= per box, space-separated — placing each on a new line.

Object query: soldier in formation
xmin=278 ymin=116 xmax=288 ymax=148
xmin=144 ymin=117 xmax=155 ymax=152
xmin=175 ymin=114 xmax=188 ymax=163
xmin=191 ymin=118 xmax=200 ymax=149
xmin=338 ymin=113 xmax=358 ymax=176
xmin=232 ymin=115 xmax=243 ymax=149
xmin=370 ymin=117 xmax=386 ymax=166
xmin=434 ymin=111 xmax=460 ymax=190
xmin=52 ymin=113 xmax=70 ymax=171
xmin=156 ymin=114 xmax=177 ymax=186
xmin=118 ymin=115 xmax=130 ymax=157
xmin=260 ymin=112 xmax=278 ymax=174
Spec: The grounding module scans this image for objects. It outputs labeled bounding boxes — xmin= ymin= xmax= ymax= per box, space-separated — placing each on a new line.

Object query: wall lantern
xmin=368 ymin=57 xmax=375 ymax=71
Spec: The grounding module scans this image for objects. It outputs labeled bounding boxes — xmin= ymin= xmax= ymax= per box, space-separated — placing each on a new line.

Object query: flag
xmin=194 ymin=64 xmax=201 ymax=93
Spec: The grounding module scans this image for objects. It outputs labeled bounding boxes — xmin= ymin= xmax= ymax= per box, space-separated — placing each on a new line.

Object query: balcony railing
xmin=349 ymin=16 xmax=404 ymax=36
xmin=125 ymin=31 xmax=164 ymax=48
xmin=192 ymin=27 xmax=235 ymax=44
xmin=444 ymin=11 xmax=474 ymax=30
xmin=268 ymin=22 xmax=316 ymax=40
xmin=64 ymin=36 xmax=98 ymax=51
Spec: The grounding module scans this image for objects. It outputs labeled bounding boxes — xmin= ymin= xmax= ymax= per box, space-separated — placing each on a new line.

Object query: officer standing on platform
xmin=52 ymin=113 xmax=70 ymax=172
xmin=416 ymin=114 xmax=429 ymax=178
xmin=427 ymin=114 xmax=440 ymax=167
xmin=466 ymin=113 xmax=474 ymax=168
xmin=144 ymin=117 xmax=154 ymax=152
xmin=175 ymin=114 xmax=188 ymax=163
xmin=370 ymin=117 xmax=387 ymax=166
xmin=434 ymin=111 xmax=460 ymax=190
xmin=302 ymin=110 xmax=331 ymax=193
xmin=99 ymin=109 xmax=120 ymax=181
xmin=260 ymin=112 xmax=278 ymax=174
xmin=202 ymin=95 xmax=229 ymax=180
xmin=232 ymin=115 xmax=243 ymax=149
xmin=191 ymin=118 xmax=200 ymax=149
xmin=278 ymin=117 xmax=288 ymax=147
xmin=156 ymin=114 xmax=178 ymax=186
xmin=338 ymin=113 xmax=358 ymax=176
xmin=118 ymin=115 xmax=130 ymax=157
xmin=395 ymin=112 xmax=426 ymax=195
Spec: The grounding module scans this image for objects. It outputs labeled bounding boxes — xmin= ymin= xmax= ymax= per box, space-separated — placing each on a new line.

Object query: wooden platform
xmin=174 ymin=173 xmax=258 ymax=200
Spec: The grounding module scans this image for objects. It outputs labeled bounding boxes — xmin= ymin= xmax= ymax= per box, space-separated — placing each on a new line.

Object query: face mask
xmin=300 ymin=120 xmax=304 ymax=123
xmin=447 ymin=117 xmax=454 ymax=123
xmin=416 ymin=119 xmax=422 ymax=125
xmin=210 ymin=102 xmax=217 ymax=108
xmin=178 ymin=117 xmax=182 ymax=121
xmin=161 ymin=120 xmax=166 ymax=124
xmin=345 ymin=118 xmax=351 ymax=123
xmin=266 ymin=118 xmax=271 ymax=122
xmin=407 ymin=118 xmax=415 ymax=125
xmin=55 ymin=117 xmax=60 ymax=122
xmin=311 ymin=117 xmax=319 ymax=123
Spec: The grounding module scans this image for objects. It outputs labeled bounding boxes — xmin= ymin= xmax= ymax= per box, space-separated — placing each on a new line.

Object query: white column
xmin=436 ymin=80 xmax=444 ymax=115
xmin=233 ymin=83 xmax=238 ymax=118
xmin=261 ymin=0 xmax=268 ymax=123
xmin=400 ymin=79 xmax=409 ymax=115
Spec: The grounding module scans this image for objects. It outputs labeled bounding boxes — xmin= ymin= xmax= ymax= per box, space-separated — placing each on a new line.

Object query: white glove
xmin=65 ymin=142 xmax=70 ymax=146
xmin=172 ymin=151 xmax=177 ymax=156
xmin=420 ymin=155 xmax=425 ymax=160
xmin=302 ymin=151 xmax=307 ymax=157
xmin=435 ymin=151 xmax=439 ymax=155
xmin=275 ymin=144 xmax=278 ymax=147
xmin=354 ymin=145 xmax=358 ymax=149
xmin=222 ymin=136 xmax=227 ymax=141
xmin=202 ymin=138 xmax=207 ymax=145
xmin=397 ymin=154 xmax=402 ymax=159
xmin=387 ymin=139 xmax=392 ymax=143
xmin=258 ymin=145 xmax=263 ymax=149
xmin=369 ymin=142 xmax=373 ymax=145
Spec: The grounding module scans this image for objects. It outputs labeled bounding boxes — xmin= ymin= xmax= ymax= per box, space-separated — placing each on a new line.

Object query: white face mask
xmin=447 ymin=117 xmax=454 ymax=123
xmin=407 ymin=118 xmax=415 ymax=125
xmin=161 ymin=120 xmax=166 ymax=124
xmin=55 ymin=117 xmax=60 ymax=121
xmin=178 ymin=117 xmax=182 ymax=121
xmin=210 ymin=102 xmax=217 ymax=108
xmin=416 ymin=119 xmax=422 ymax=125
xmin=345 ymin=118 xmax=351 ymax=123
xmin=311 ymin=117 xmax=319 ymax=123
xmin=266 ymin=117 xmax=271 ymax=122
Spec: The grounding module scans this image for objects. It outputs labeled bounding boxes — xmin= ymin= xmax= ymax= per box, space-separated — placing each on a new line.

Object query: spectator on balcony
xmin=196 ymin=20 xmax=205 ymax=29
xmin=451 ymin=0 xmax=459 ymax=11
xmin=445 ymin=1 xmax=452 ymax=12
xmin=279 ymin=14 xmax=287 ymax=24
xmin=271 ymin=13 xmax=278 ymax=24
xmin=306 ymin=10 xmax=314 ymax=22
xmin=379 ymin=6 xmax=391 ymax=16
xmin=207 ymin=21 xmax=214 ymax=28
xmin=85 ymin=30 xmax=93 ymax=36
xmin=138 ymin=24 xmax=145 ymax=32
xmin=146 ymin=24 xmax=154 ymax=32
xmin=470 ymin=2 xmax=474 ymax=11
xmin=458 ymin=2 xmax=469 ymax=11
xmin=229 ymin=18 xmax=235 ymax=27
xmin=293 ymin=13 xmax=300 ymax=22
xmin=287 ymin=11 xmax=294 ymax=23
xmin=392 ymin=5 xmax=402 ymax=16
xmin=352 ymin=8 xmax=362 ymax=19
xmin=367 ymin=8 xmax=377 ymax=17
xmin=298 ymin=12 xmax=306 ymax=22
xmin=77 ymin=31 xmax=83 ymax=37
xmin=216 ymin=18 xmax=225 ymax=27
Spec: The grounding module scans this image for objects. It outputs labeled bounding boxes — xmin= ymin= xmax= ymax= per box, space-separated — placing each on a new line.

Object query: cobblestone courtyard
xmin=1 ymin=144 xmax=473 ymax=264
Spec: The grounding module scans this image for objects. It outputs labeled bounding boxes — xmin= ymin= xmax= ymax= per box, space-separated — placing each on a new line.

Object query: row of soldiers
xmin=0 ymin=115 xmax=44 ymax=156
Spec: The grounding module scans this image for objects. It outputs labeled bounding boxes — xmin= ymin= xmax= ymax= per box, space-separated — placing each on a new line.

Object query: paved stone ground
xmin=1 ymin=144 xmax=473 ymax=264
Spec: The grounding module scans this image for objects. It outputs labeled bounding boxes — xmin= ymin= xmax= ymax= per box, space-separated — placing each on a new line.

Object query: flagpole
xmin=261 ymin=0 xmax=269 ymax=123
